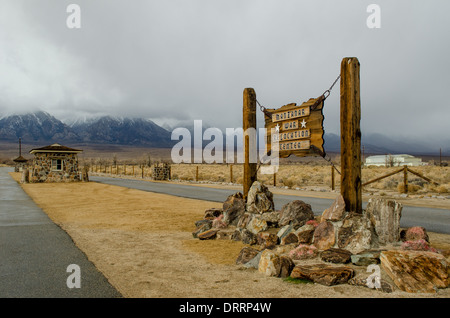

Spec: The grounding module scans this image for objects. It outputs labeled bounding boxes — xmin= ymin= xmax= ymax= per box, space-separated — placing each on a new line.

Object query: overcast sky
xmin=0 ymin=0 xmax=449 ymax=147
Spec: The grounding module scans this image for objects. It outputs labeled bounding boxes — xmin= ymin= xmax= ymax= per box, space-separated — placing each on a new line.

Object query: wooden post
xmin=230 ymin=165 xmax=233 ymax=183
xmin=273 ymin=172 xmax=277 ymax=187
xmin=142 ymin=165 xmax=144 ymax=178
xmin=331 ymin=165 xmax=335 ymax=190
xmin=403 ymin=165 xmax=408 ymax=194
xmin=243 ymin=88 xmax=257 ymax=198
xmin=340 ymin=57 xmax=362 ymax=213
xmin=196 ymin=166 xmax=199 ymax=181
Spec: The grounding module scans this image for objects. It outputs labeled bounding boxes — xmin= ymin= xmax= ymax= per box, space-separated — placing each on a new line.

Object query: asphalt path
xmin=90 ymin=175 xmax=450 ymax=234
xmin=0 ymin=167 xmax=122 ymax=298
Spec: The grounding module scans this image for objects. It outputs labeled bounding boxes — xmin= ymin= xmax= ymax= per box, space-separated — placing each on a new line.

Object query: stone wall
xmin=14 ymin=163 xmax=27 ymax=172
xmin=30 ymin=152 xmax=81 ymax=183
xmin=153 ymin=163 xmax=171 ymax=180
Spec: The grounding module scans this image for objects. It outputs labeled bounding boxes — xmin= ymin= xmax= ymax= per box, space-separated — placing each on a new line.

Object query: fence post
xmin=403 ymin=165 xmax=408 ymax=194
xmin=196 ymin=166 xmax=199 ymax=181
xmin=273 ymin=172 xmax=277 ymax=187
xmin=230 ymin=165 xmax=233 ymax=183
xmin=331 ymin=165 xmax=335 ymax=190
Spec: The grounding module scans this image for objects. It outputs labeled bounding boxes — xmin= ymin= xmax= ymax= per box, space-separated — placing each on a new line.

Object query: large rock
xmin=400 ymin=226 xmax=429 ymax=243
xmin=192 ymin=221 xmax=212 ymax=238
xmin=348 ymin=275 xmax=393 ymax=293
xmin=194 ymin=219 xmax=212 ymax=229
xmin=258 ymin=249 xmax=280 ymax=277
xmin=380 ymin=250 xmax=449 ymax=293
xmin=256 ymin=232 xmax=278 ymax=248
xmin=236 ymin=212 xmax=253 ymax=229
xmin=273 ymin=244 xmax=297 ymax=257
xmin=246 ymin=181 xmax=274 ymax=214
xmin=401 ymin=239 xmax=438 ymax=253
xmin=236 ymin=247 xmax=260 ymax=265
xmin=290 ymin=264 xmax=355 ymax=286
xmin=294 ymin=224 xmax=316 ymax=244
xmin=222 ymin=192 xmax=246 ymax=226
xmin=279 ymin=200 xmax=314 ymax=229
xmin=320 ymin=248 xmax=352 ymax=264
xmin=337 ymin=213 xmax=375 ymax=254
xmin=243 ymin=251 xmax=263 ymax=269
xmin=259 ymin=211 xmax=280 ymax=227
xmin=246 ymin=215 xmax=268 ymax=235
xmin=212 ymin=215 xmax=227 ymax=229
xmin=216 ymin=228 xmax=235 ymax=240
xmin=365 ymin=198 xmax=402 ymax=245
xmin=313 ymin=221 xmax=335 ymax=250
xmin=281 ymin=232 xmax=298 ymax=245
xmin=321 ymin=195 xmax=346 ymax=222
xmin=279 ymin=256 xmax=295 ymax=278
xmin=258 ymin=249 xmax=294 ymax=277
xmin=204 ymin=208 xmax=223 ymax=220
xmin=288 ymin=244 xmax=318 ymax=260
xmin=233 ymin=228 xmax=257 ymax=245
xmin=351 ymin=250 xmax=381 ymax=266
xmin=197 ymin=229 xmax=218 ymax=240
xmin=277 ymin=224 xmax=294 ymax=241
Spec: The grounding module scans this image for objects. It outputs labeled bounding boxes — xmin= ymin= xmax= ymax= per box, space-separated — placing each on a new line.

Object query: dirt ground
xmin=10 ymin=172 xmax=450 ymax=298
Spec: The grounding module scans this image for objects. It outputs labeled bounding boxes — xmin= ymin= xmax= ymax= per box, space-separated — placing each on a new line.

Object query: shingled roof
xmin=13 ymin=155 xmax=28 ymax=162
xmin=29 ymin=143 xmax=83 ymax=154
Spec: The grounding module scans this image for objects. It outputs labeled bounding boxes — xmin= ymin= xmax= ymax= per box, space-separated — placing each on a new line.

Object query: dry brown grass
xmin=167 ymin=164 xmax=450 ymax=195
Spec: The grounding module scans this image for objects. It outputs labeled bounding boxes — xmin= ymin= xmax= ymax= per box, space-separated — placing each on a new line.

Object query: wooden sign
xmin=264 ymin=97 xmax=325 ymax=158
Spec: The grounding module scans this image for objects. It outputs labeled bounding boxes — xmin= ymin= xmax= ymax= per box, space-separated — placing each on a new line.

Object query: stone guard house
xmin=13 ymin=155 xmax=28 ymax=172
xmin=29 ymin=143 xmax=83 ymax=183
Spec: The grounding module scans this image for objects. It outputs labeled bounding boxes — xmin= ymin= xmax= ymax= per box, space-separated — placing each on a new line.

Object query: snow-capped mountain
xmin=0 ymin=111 xmax=173 ymax=147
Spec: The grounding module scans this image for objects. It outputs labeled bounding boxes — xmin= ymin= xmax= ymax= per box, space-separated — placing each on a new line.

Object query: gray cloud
xmin=0 ymin=0 xmax=449 ymax=148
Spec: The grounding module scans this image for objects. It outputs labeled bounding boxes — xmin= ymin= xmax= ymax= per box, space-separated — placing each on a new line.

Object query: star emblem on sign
xmin=275 ymin=124 xmax=280 ymax=131
xmin=300 ymin=119 xmax=307 ymax=128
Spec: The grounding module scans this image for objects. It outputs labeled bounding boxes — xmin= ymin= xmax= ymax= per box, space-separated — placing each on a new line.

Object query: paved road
xmin=0 ymin=167 xmax=122 ymax=298
xmin=90 ymin=175 xmax=450 ymax=234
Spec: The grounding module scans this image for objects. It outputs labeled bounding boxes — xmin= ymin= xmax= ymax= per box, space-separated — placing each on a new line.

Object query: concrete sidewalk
xmin=0 ymin=167 xmax=121 ymax=298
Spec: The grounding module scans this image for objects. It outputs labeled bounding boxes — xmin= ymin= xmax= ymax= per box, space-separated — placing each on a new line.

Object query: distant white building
xmin=365 ymin=154 xmax=423 ymax=167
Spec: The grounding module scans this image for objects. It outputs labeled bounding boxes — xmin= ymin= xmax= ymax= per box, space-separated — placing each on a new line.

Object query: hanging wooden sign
xmin=264 ymin=97 xmax=325 ymax=158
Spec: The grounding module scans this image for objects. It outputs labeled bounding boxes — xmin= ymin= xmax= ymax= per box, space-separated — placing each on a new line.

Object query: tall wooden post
xmin=403 ymin=165 xmax=408 ymax=194
xmin=340 ymin=57 xmax=362 ymax=213
xmin=230 ymin=165 xmax=233 ymax=183
xmin=331 ymin=166 xmax=335 ymax=191
xmin=243 ymin=88 xmax=257 ymax=198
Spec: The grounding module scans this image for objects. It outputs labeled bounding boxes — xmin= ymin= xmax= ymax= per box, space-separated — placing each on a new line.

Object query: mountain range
xmin=0 ymin=111 xmax=172 ymax=148
xmin=0 ymin=111 xmax=448 ymax=156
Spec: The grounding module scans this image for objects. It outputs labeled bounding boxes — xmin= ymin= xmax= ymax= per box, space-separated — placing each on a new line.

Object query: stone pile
xmin=152 ymin=162 xmax=171 ymax=180
xmin=192 ymin=181 xmax=449 ymax=294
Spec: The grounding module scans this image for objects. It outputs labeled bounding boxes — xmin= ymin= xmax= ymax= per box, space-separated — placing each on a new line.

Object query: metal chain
xmin=256 ymin=99 xmax=267 ymax=114
xmin=323 ymin=153 xmax=341 ymax=175
xmin=322 ymin=74 xmax=341 ymax=99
